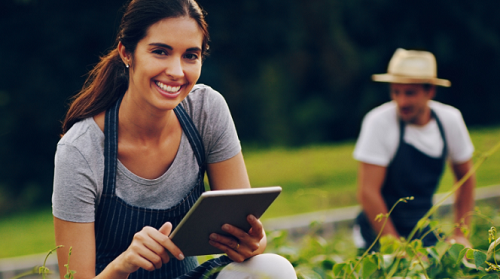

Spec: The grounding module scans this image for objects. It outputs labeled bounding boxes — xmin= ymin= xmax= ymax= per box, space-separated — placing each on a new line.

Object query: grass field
xmin=1 ymin=125 xmax=499 ymax=259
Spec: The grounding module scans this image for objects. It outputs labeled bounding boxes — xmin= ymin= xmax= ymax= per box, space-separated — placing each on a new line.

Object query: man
xmin=353 ymin=48 xmax=475 ymax=250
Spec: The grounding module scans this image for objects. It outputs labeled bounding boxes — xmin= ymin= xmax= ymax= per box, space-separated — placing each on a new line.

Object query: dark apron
xmin=95 ymin=96 xmax=232 ymax=279
xmin=356 ymin=110 xmax=447 ymax=249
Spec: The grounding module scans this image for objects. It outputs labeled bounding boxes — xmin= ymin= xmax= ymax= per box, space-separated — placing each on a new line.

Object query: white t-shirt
xmin=353 ymin=100 xmax=474 ymax=167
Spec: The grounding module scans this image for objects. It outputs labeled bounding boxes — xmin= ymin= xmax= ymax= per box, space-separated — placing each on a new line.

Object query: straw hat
xmin=372 ymin=48 xmax=451 ymax=87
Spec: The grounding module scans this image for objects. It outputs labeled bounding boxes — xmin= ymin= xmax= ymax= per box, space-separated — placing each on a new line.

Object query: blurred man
xmin=353 ymin=48 xmax=475 ymax=250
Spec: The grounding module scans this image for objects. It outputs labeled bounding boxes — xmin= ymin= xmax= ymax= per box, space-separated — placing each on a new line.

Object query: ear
xmin=427 ymin=85 xmax=436 ymax=99
xmin=117 ymin=41 xmax=131 ymax=67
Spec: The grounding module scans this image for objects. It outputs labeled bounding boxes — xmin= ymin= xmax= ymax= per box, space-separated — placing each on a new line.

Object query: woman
xmin=52 ymin=0 xmax=296 ymax=278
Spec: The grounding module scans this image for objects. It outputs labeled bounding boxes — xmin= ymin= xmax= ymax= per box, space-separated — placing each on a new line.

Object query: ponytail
xmin=61 ymin=48 xmax=128 ymax=134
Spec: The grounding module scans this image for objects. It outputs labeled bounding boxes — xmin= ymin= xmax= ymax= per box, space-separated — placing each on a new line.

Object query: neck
xmin=411 ymin=106 xmax=432 ymax=126
xmin=118 ymin=92 xmax=176 ymax=142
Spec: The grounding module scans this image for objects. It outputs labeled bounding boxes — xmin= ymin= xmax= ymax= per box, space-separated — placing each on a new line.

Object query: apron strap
xmin=174 ymin=105 xmax=206 ymax=169
xmin=103 ymin=96 xmax=123 ymax=196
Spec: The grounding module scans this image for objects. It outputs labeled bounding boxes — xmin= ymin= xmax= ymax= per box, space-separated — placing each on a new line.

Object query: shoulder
xmin=354 ymin=102 xmax=399 ymax=166
xmin=57 ymin=117 xmax=104 ymax=162
xmin=181 ymin=84 xmax=227 ymax=113
xmin=361 ymin=101 xmax=398 ymax=128
xmin=179 ymin=84 xmax=232 ymax=131
xmin=429 ymin=101 xmax=465 ymax=127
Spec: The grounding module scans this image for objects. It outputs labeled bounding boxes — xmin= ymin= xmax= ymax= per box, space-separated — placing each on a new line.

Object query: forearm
xmin=357 ymin=162 xmax=399 ymax=238
xmin=454 ymin=176 xmax=475 ymax=235
xmin=359 ymin=192 xmax=399 ymax=238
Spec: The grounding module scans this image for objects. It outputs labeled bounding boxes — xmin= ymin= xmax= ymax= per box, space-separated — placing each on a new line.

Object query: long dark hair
xmin=61 ymin=0 xmax=210 ymax=134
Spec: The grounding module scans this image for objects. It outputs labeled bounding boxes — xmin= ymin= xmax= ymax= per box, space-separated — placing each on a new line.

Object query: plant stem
xmin=386 ymin=140 xmax=500 ymax=278
xmin=346 ymin=196 xmax=412 ymax=279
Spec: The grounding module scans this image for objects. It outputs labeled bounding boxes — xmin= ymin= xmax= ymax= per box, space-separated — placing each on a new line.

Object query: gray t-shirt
xmin=52 ymin=84 xmax=241 ymax=223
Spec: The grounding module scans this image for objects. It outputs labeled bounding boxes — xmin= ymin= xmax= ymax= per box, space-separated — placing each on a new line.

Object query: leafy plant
xmin=10 ymin=245 xmax=75 ymax=279
xmin=265 ymin=141 xmax=500 ymax=279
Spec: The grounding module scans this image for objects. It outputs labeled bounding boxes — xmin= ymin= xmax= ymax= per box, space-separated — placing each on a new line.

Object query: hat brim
xmin=372 ymin=74 xmax=451 ymax=87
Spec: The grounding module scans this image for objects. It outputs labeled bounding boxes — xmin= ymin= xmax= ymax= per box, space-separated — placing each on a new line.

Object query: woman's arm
xmin=54 ymin=217 xmax=184 ymax=279
xmin=206 ymin=151 xmax=266 ymax=262
xmin=206 ymin=151 xmax=251 ymax=191
xmin=54 ymin=218 xmax=98 ymax=279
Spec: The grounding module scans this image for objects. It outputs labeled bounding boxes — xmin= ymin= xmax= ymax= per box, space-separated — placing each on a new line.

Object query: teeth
xmin=156 ymin=81 xmax=181 ymax=93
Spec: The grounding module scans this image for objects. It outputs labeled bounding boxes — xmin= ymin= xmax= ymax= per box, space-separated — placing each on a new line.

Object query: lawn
xmin=1 ymin=125 xmax=499 ymax=259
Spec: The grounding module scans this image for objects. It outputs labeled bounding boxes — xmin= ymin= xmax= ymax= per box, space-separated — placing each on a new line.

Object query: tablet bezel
xmin=169 ymin=186 xmax=282 ymax=256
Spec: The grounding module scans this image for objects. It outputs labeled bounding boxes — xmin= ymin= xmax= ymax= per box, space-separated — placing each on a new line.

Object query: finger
xmin=246 ymin=215 xmax=264 ymax=238
xmin=139 ymin=225 xmax=181 ymax=263
xmin=127 ymin=236 xmax=165 ymax=271
xmin=153 ymin=223 xmax=184 ymax=261
xmin=159 ymin=222 xmax=173 ymax=236
xmin=221 ymin=223 xmax=261 ymax=252
xmin=208 ymin=239 xmax=246 ymax=263
xmin=209 ymin=233 xmax=240 ymax=250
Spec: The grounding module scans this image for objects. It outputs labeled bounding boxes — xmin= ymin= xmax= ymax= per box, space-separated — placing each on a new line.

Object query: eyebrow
xmin=149 ymin=43 xmax=201 ymax=52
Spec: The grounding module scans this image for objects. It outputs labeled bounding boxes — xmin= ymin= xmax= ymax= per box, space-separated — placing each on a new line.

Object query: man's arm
xmin=450 ymin=158 xmax=475 ymax=246
xmin=357 ymin=162 xmax=400 ymax=239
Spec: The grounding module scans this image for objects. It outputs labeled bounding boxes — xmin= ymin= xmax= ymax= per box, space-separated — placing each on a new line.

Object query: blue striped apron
xmin=95 ymin=96 xmax=232 ymax=278
xmin=356 ymin=110 xmax=447 ymax=249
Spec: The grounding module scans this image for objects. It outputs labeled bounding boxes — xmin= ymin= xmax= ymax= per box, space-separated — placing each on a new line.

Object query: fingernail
xmin=222 ymin=224 xmax=230 ymax=230
xmin=210 ymin=234 xmax=217 ymax=240
xmin=178 ymin=253 xmax=185 ymax=261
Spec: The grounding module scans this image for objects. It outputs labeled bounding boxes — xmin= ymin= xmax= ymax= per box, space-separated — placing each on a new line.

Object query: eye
xmin=152 ymin=49 xmax=167 ymax=56
xmin=184 ymin=53 xmax=199 ymax=61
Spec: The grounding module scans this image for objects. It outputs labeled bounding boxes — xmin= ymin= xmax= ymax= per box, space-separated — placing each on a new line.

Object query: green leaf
xmin=457 ymin=248 xmax=468 ymax=265
xmin=362 ymin=256 xmax=378 ymax=278
xmin=332 ymin=263 xmax=347 ymax=276
xmin=473 ymin=250 xmax=487 ymax=269
xmin=466 ymin=249 xmax=475 ymax=260
xmin=435 ymin=240 xmax=450 ymax=261
xmin=448 ymin=243 xmax=465 ymax=262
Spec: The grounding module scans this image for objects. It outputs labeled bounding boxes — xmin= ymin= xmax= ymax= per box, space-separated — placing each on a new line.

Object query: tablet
xmin=169 ymin=186 xmax=282 ymax=256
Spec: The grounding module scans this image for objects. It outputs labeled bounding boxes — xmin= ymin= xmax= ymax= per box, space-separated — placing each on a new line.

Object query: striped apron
xmin=95 ymin=96 xmax=232 ymax=278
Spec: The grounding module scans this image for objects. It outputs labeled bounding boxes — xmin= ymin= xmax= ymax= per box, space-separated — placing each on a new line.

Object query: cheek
xmin=187 ymin=64 xmax=202 ymax=80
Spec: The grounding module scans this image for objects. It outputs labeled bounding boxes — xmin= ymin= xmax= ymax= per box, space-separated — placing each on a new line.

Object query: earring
xmin=125 ymin=64 xmax=129 ymax=68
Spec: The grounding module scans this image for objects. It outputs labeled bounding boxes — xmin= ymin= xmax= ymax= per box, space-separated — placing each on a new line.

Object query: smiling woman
xmin=51 ymin=0 xmax=295 ymax=279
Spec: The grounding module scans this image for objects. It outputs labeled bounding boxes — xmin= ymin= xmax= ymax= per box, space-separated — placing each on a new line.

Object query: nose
xmin=165 ymin=56 xmax=184 ymax=79
xmin=392 ymin=93 xmax=409 ymax=108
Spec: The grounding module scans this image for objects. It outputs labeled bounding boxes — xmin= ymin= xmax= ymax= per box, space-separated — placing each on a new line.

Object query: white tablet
xmin=169 ymin=186 xmax=282 ymax=256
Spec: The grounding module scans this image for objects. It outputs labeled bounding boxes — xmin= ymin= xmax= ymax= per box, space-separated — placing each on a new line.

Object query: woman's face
xmin=124 ymin=16 xmax=203 ymax=112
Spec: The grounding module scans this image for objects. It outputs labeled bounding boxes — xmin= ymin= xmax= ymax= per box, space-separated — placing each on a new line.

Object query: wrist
xmin=103 ymin=254 xmax=133 ymax=279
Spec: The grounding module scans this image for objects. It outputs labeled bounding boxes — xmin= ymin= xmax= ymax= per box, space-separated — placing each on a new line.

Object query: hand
xmin=209 ymin=214 xmax=264 ymax=262
xmin=111 ymin=222 xmax=185 ymax=275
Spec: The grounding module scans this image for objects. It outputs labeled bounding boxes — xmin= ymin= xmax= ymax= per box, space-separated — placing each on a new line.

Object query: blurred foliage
xmin=1 ymin=0 xmax=500 ymax=213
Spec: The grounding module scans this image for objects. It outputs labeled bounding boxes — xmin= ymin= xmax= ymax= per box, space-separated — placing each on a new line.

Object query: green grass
xmin=246 ymin=125 xmax=500 ymax=218
xmin=0 ymin=208 xmax=55 ymax=258
xmin=1 ymin=125 xmax=499 ymax=259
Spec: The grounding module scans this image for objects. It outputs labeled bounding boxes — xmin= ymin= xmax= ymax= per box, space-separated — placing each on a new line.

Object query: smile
xmin=155 ymin=81 xmax=181 ymax=93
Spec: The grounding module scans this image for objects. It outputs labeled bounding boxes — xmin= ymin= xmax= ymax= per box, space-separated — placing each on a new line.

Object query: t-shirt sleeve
xmin=204 ymin=90 xmax=241 ymax=164
xmin=353 ymin=112 xmax=394 ymax=167
xmin=52 ymin=144 xmax=98 ymax=223
xmin=444 ymin=109 xmax=474 ymax=164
